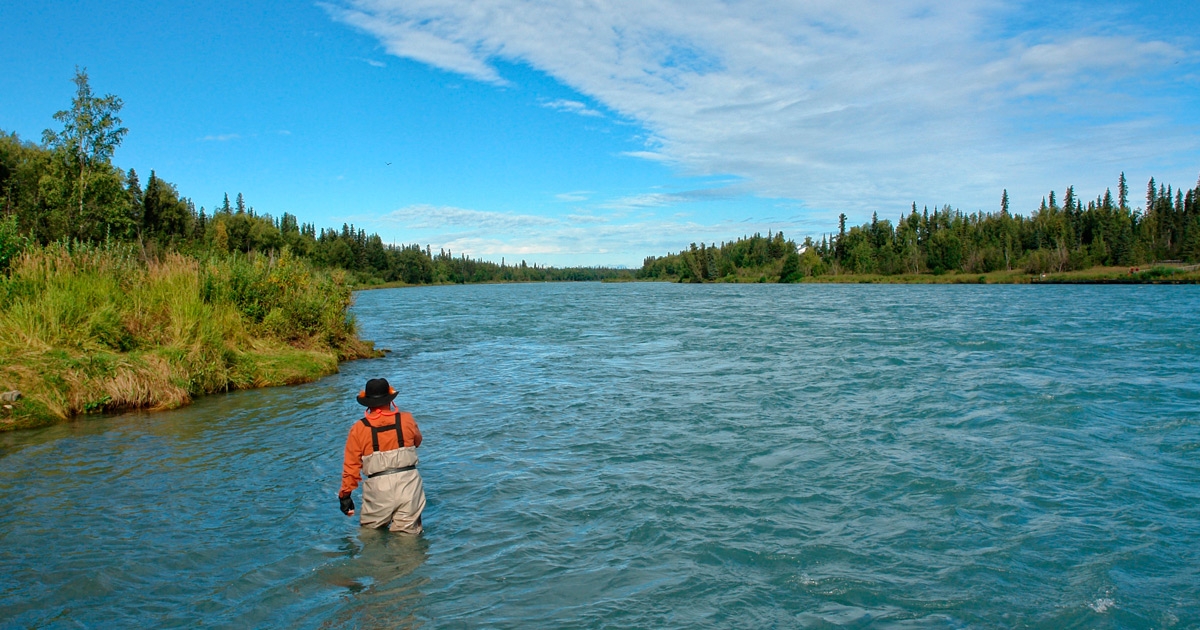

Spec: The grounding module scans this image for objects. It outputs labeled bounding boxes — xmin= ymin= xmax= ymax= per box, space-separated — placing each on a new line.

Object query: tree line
xmin=640 ymin=174 xmax=1200 ymax=282
xmin=10 ymin=70 xmax=1199 ymax=286
xmin=0 ymin=69 xmax=628 ymax=284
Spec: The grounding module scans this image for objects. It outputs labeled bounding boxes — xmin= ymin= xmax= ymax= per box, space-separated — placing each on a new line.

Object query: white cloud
xmin=326 ymin=0 xmax=1199 ymax=218
xmin=566 ymin=213 xmax=607 ymax=224
xmin=199 ymin=133 xmax=240 ymax=142
xmin=601 ymin=186 xmax=744 ymax=210
xmin=322 ymin=1 xmax=507 ymax=84
xmin=554 ymin=190 xmax=592 ymax=202
xmin=601 ymin=192 xmax=684 ymax=210
xmin=542 ymin=98 xmax=603 ymax=117
xmin=382 ymin=204 xmax=557 ymax=230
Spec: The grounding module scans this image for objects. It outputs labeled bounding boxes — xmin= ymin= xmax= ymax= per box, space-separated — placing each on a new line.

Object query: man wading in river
xmin=338 ymin=378 xmax=426 ymax=535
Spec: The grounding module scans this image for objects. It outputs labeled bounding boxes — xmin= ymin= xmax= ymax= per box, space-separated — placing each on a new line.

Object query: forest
xmin=639 ymin=175 xmax=1200 ymax=282
xmin=5 ymin=70 xmax=1200 ymax=288
xmin=1 ymin=70 xmax=621 ymax=430
xmin=0 ymin=72 xmax=626 ymax=285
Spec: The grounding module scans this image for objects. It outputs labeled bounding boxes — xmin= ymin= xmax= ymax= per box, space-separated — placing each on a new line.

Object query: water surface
xmin=2 ymin=283 xmax=1198 ymax=628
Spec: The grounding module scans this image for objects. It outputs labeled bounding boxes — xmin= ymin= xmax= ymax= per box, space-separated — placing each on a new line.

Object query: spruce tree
xmin=142 ymin=170 xmax=160 ymax=234
xmin=836 ymin=213 xmax=847 ymax=260
xmin=126 ymin=168 xmax=143 ymax=228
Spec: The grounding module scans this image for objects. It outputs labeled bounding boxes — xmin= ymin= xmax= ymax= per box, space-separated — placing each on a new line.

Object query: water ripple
xmin=1 ymin=283 xmax=1198 ymax=628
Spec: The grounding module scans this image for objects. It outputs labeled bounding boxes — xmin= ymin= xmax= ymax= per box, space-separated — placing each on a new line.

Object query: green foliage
xmin=779 ymin=251 xmax=802 ymax=283
xmin=0 ymin=72 xmax=635 ymax=291
xmin=644 ymin=172 xmax=1200 ymax=281
xmin=0 ymin=242 xmax=371 ymax=427
xmin=639 ymin=232 xmax=797 ymax=282
xmin=0 ymin=213 xmax=28 ymax=272
xmin=39 ymin=68 xmax=130 ymax=243
xmin=8 ymin=70 xmax=1200 ymax=295
xmin=1133 ymin=266 xmax=1183 ymax=281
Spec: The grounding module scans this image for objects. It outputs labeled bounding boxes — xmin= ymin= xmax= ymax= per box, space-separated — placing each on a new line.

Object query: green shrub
xmin=0 ymin=214 xmax=27 ymax=273
xmin=0 ymin=242 xmax=372 ymax=428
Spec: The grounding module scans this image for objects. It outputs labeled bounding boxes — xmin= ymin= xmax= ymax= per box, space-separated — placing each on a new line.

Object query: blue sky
xmin=2 ymin=0 xmax=1198 ymax=266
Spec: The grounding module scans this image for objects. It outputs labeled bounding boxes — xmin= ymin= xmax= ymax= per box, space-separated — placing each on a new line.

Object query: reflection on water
xmin=315 ymin=531 xmax=430 ymax=629
xmin=2 ymin=283 xmax=1199 ymax=628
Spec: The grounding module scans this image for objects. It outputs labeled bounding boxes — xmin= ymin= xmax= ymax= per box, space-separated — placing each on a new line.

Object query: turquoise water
xmin=2 ymin=283 xmax=1198 ymax=628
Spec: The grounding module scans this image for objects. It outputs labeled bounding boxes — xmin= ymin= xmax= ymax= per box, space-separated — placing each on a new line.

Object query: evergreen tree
xmin=126 ymin=168 xmax=143 ymax=229
xmin=836 ymin=213 xmax=847 ymax=259
xmin=142 ymin=170 xmax=161 ymax=234
xmin=1118 ymin=172 xmax=1128 ymax=209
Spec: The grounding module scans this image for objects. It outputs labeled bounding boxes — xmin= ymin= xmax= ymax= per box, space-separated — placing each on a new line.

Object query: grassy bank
xmin=788 ymin=264 xmax=1200 ymax=284
xmin=637 ymin=262 xmax=1200 ymax=284
xmin=0 ymin=242 xmax=380 ymax=431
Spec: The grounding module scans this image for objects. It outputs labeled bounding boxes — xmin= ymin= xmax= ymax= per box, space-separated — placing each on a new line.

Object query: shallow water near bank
xmin=2 ymin=283 xmax=1198 ymax=628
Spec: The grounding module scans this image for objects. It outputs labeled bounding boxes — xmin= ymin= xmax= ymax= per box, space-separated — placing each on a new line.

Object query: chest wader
xmin=358 ymin=415 xmax=425 ymax=535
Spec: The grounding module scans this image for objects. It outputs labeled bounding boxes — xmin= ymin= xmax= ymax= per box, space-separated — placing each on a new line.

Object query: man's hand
xmin=339 ymin=494 xmax=355 ymax=516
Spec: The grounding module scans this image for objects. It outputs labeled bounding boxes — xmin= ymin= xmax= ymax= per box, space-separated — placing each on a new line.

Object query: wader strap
xmin=359 ymin=413 xmax=407 ymax=452
xmin=360 ymin=417 xmax=379 ymax=451
xmin=366 ymin=465 xmax=416 ymax=479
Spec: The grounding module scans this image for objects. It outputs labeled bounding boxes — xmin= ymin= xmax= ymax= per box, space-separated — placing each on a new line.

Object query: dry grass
xmin=0 ymin=242 xmax=380 ymax=431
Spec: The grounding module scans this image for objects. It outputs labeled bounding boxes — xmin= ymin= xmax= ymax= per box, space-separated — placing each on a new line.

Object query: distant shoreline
xmin=784 ymin=264 xmax=1200 ymax=284
xmin=353 ymin=264 xmax=1200 ymax=289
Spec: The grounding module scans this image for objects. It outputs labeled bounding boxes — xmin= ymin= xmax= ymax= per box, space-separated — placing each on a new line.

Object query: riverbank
xmin=634 ymin=263 xmax=1200 ymax=284
xmin=798 ymin=264 xmax=1200 ymax=284
xmin=0 ymin=243 xmax=381 ymax=431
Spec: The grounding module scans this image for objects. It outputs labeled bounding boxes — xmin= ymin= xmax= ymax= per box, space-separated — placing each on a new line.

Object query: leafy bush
xmin=0 ymin=214 xmax=28 ymax=273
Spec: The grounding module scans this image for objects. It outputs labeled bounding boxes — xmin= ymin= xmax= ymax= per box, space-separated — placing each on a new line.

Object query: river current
xmin=1 ymin=283 xmax=1198 ymax=628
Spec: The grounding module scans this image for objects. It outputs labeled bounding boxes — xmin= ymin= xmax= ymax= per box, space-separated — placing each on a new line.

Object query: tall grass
xmin=0 ymin=242 xmax=378 ymax=429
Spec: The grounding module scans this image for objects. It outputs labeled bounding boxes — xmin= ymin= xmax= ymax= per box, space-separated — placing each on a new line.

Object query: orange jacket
xmin=339 ymin=405 xmax=422 ymax=498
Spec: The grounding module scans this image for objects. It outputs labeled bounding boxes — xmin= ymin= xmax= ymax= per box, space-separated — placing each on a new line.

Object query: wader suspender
xmin=361 ymin=413 xmax=405 ymax=451
xmin=361 ymin=414 xmax=417 ymax=479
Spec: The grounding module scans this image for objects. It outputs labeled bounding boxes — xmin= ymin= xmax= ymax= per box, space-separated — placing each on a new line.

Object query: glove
xmin=339 ymin=494 xmax=355 ymax=515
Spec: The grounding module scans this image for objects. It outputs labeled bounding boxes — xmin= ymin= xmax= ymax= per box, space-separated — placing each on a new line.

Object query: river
xmin=2 ymin=283 xmax=1198 ymax=628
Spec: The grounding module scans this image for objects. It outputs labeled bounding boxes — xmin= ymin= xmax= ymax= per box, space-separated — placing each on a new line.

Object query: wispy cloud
xmin=554 ymin=190 xmax=592 ymax=202
xmin=566 ymin=213 xmax=607 ymax=224
xmin=199 ymin=133 xmax=241 ymax=142
xmin=601 ymin=186 xmax=743 ymax=210
xmin=601 ymin=192 xmax=686 ymax=210
xmin=325 ymin=0 xmax=1199 ymax=217
xmin=321 ymin=1 xmax=508 ymax=84
xmin=542 ymin=98 xmax=603 ymax=117
xmin=382 ymin=204 xmax=558 ymax=230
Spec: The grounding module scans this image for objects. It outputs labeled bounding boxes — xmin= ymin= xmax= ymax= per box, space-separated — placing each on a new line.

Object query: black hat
xmin=356 ymin=378 xmax=398 ymax=408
